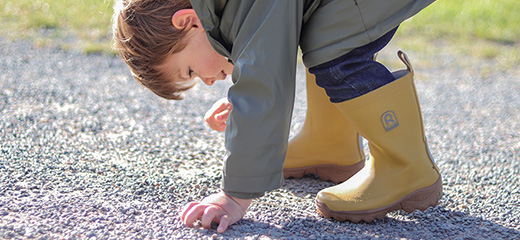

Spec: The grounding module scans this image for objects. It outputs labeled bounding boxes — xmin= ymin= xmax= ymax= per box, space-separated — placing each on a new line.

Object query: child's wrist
xmin=222 ymin=191 xmax=253 ymax=210
xmin=231 ymin=197 xmax=252 ymax=212
xmin=223 ymin=190 xmax=264 ymax=199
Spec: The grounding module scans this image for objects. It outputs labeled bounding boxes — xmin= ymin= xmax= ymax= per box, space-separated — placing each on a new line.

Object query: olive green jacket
xmin=190 ymin=0 xmax=435 ymax=198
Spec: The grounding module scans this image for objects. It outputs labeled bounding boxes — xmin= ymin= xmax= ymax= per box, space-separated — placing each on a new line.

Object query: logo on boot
xmin=381 ymin=111 xmax=399 ymax=132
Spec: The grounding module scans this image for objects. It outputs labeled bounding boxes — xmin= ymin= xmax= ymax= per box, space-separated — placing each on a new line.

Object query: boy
xmin=113 ymin=0 xmax=441 ymax=233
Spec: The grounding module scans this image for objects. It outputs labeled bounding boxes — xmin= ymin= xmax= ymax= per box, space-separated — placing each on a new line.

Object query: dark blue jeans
xmin=309 ymin=27 xmax=398 ymax=103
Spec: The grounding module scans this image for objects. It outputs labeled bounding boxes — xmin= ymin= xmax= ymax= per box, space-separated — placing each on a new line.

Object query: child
xmin=113 ymin=0 xmax=442 ymax=233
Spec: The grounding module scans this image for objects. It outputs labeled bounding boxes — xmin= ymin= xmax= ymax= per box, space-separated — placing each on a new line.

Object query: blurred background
xmin=0 ymin=0 xmax=519 ymax=67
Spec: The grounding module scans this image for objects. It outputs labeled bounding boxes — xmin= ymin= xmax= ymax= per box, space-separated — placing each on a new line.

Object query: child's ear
xmin=172 ymin=9 xmax=201 ymax=30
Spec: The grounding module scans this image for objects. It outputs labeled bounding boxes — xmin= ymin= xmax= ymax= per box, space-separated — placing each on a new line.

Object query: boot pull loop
xmin=398 ymin=50 xmax=414 ymax=76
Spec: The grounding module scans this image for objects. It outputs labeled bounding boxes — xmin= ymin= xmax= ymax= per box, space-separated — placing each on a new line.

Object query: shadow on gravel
xmin=210 ymin=175 xmax=520 ymax=239
xmin=192 ymin=208 xmax=520 ymax=239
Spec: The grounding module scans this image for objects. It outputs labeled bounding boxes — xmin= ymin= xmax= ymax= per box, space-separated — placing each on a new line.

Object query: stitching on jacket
xmin=352 ymin=0 xmax=372 ymax=41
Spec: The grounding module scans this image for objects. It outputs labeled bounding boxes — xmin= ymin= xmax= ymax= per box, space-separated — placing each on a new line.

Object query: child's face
xmin=156 ymin=12 xmax=233 ymax=86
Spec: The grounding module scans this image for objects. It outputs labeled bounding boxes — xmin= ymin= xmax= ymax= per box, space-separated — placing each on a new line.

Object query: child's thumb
xmin=217 ymin=215 xmax=230 ymax=233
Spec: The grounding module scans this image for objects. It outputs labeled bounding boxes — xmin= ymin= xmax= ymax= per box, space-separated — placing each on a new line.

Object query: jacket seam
xmin=353 ymin=0 xmax=373 ymax=41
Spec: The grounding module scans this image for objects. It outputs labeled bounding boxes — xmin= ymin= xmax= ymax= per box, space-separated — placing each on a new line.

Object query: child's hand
xmin=180 ymin=191 xmax=252 ymax=233
xmin=204 ymin=98 xmax=233 ymax=132
xmin=204 ymin=98 xmax=232 ymax=132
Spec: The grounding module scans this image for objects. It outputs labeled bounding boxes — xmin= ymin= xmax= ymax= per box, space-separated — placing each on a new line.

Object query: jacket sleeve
xmin=212 ymin=1 xmax=305 ymax=197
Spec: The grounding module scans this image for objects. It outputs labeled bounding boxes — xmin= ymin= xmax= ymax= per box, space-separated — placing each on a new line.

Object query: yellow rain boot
xmin=284 ymin=70 xmax=365 ymax=184
xmin=316 ymin=51 xmax=442 ymax=222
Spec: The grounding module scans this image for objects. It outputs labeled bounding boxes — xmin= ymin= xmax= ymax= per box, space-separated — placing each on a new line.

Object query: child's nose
xmin=201 ymin=77 xmax=216 ymax=86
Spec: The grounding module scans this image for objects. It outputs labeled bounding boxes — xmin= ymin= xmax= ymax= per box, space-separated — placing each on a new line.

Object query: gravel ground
xmin=1 ymin=38 xmax=519 ymax=239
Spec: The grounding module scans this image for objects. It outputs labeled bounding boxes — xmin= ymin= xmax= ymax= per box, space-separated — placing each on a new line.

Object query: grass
xmin=1 ymin=0 xmax=519 ymax=64
xmin=394 ymin=0 xmax=520 ymax=67
xmin=401 ymin=0 xmax=520 ymax=44
xmin=0 ymin=0 xmax=115 ymax=53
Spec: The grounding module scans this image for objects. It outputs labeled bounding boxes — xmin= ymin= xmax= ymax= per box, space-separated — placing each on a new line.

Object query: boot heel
xmin=400 ymin=177 xmax=443 ymax=213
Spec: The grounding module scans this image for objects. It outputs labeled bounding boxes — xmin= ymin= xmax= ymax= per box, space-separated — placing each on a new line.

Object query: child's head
xmin=113 ymin=0 xmax=195 ymax=100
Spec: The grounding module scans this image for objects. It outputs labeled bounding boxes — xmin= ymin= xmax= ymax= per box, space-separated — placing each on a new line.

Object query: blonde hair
xmin=113 ymin=0 xmax=194 ymax=100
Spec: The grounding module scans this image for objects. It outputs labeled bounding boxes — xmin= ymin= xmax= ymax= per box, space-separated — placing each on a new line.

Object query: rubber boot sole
xmin=315 ymin=176 xmax=443 ymax=222
xmin=283 ymin=160 xmax=365 ymax=184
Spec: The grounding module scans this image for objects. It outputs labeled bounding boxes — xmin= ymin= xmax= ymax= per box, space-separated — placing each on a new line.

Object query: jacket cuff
xmin=221 ymin=170 xmax=284 ymax=195
xmin=224 ymin=190 xmax=264 ymax=199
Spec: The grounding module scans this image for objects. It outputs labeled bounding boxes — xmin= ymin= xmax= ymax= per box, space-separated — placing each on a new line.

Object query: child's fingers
xmin=216 ymin=109 xmax=231 ymax=121
xmin=214 ymin=101 xmax=230 ymax=113
xmin=214 ymin=97 xmax=232 ymax=109
xmin=223 ymin=101 xmax=232 ymax=110
xmin=204 ymin=98 xmax=232 ymax=132
xmin=206 ymin=109 xmax=230 ymax=132
xmin=180 ymin=202 xmax=199 ymax=221
xmin=217 ymin=215 xmax=230 ymax=233
xmin=200 ymin=205 xmax=221 ymax=229
xmin=183 ymin=204 xmax=208 ymax=227
xmin=205 ymin=108 xmax=228 ymax=130
xmin=205 ymin=101 xmax=228 ymax=121
xmin=209 ymin=100 xmax=231 ymax=117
